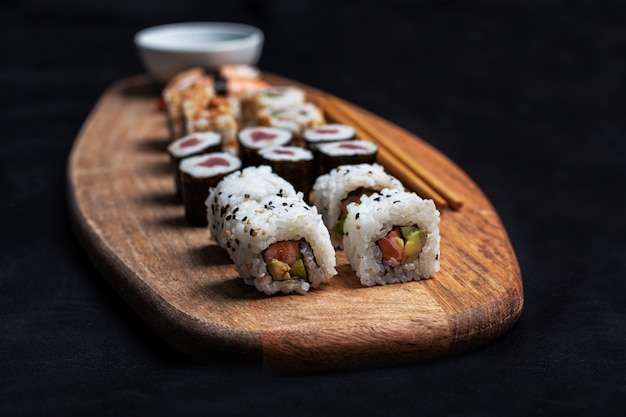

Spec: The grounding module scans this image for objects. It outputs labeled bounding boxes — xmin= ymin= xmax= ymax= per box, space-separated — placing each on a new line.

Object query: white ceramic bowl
xmin=134 ymin=22 xmax=264 ymax=84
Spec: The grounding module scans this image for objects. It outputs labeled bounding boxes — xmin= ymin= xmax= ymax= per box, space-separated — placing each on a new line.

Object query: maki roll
xmin=205 ymin=165 xmax=302 ymax=249
xmin=312 ymin=163 xmax=404 ymax=248
xmin=179 ymin=152 xmax=241 ymax=226
xmin=167 ymin=132 xmax=222 ymax=200
xmin=242 ymin=85 xmax=306 ymax=126
xmin=218 ymin=64 xmax=262 ymax=80
xmin=257 ymin=145 xmax=315 ymax=197
xmin=221 ymin=195 xmax=337 ymax=295
xmin=316 ymin=139 xmax=378 ymax=176
xmin=342 ymin=188 xmax=440 ymax=286
xmin=214 ymin=64 xmax=269 ymax=99
xmin=256 ymin=103 xmax=325 ymax=141
xmin=161 ymin=68 xmax=213 ymax=140
xmin=183 ymin=95 xmax=240 ymax=153
xmin=302 ymin=123 xmax=356 ymax=150
xmin=237 ymin=126 xmax=293 ymax=167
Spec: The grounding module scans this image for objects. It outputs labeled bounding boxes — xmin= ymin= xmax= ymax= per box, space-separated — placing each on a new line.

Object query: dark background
xmin=2 ymin=0 xmax=625 ymax=415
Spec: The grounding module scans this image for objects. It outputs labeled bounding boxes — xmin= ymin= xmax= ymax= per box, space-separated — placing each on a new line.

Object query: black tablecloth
xmin=2 ymin=1 xmax=624 ymax=415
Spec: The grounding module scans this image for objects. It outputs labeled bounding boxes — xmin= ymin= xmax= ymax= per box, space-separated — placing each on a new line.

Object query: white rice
xmin=242 ymin=86 xmax=306 ymax=126
xmin=317 ymin=139 xmax=378 ymax=157
xmin=205 ymin=165 xmax=302 ymax=249
xmin=178 ymin=152 xmax=241 ymax=179
xmin=251 ymin=86 xmax=306 ymax=110
xmin=312 ymin=163 xmax=405 ymax=248
xmin=342 ymin=188 xmax=441 ymax=286
xmin=257 ymin=145 xmax=314 ymax=162
xmin=183 ymin=96 xmax=241 ymax=153
xmin=238 ymin=126 xmax=293 ymax=150
xmin=222 ymin=195 xmax=336 ymax=295
xmin=167 ymin=131 xmax=222 ymax=159
xmin=256 ymin=103 xmax=325 ymax=135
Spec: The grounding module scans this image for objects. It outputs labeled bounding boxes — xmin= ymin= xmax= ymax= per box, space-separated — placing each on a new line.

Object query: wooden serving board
xmin=68 ymin=74 xmax=523 ymax=372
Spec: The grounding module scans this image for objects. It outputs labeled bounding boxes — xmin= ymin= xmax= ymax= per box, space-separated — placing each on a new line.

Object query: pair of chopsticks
xmin=317 ymin=94 xmax=462 ymax=211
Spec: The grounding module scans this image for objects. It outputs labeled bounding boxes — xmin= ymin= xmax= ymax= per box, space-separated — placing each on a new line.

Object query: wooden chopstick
xmin=377 ymin=147 xmax=449 ymax=210
xmin=318 ymin=94 xmax=462 ymax=211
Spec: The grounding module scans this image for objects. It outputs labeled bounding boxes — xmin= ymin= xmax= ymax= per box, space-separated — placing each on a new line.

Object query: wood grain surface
xmin=67 ymin=74 xmax=523 ymax=372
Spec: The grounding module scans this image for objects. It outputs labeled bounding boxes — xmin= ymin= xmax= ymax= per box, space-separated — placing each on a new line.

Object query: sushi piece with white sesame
xmin=342 ymin=188 xmax=440 ymax=287
xmin=205 ymin=165 xmax=302 ymax=249
xmin=222 ymin=195 xmax=336 ymax=295
xmin=311 ymin=163 xmax=404 ymax=249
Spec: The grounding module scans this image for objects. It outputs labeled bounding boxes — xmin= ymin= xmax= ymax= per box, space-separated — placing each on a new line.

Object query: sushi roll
xmin=179 ymin=152 xmax=241 ymax=226
xmin=302 ymin=123 xmax=356 ymax=150
xmin=316 ymin=139 xmax=378 ymax=176
xmin=162 ymin=69 xmax=215 ymax=140
xmin=218 ymin=64 xmax=262 ymax=80
xmin=221 ymin=195 xmax=337 ymax=295
xmin=216 ymin=65 xmax=270 ymax=99
xmin=312 ymin=163 xmax=404 ymax=248
xmin=205 ymin=165 xmax=302 ymax=249
xmin=241 ymin=85 xmax=306 ymax=126
xmin=257 ymin=145 xmax=315 ymax=197
xmin=342 ymin=188 xmax=440 ymax=286
xmin=256 ymin=102 xmax=325 ymax=143
xmin=183 ymin=95 xmax=240 ymax=153
xmin=167 ymin=132 xmax=222 ymax=200
xmin=237 ymin=126 xmax=293 ymax=167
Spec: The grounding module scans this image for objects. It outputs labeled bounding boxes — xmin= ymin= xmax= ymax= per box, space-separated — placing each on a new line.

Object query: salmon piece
xmin=227 ymin=77 xmax=270 ymax=98
xmin=219 ymin=64 xmax=261 ymax=79
xmin=263 ymin=240 xmax=301 ymax=265
xmin=377 ymin=227 xmax=404 ymax=267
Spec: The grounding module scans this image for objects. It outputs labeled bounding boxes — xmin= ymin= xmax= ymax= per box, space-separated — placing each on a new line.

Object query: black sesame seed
xmin=225 ymin=215 xmax=232 ymax=221
xmin=244 ymin=193 xmax=250 ymax=198
xmin=235 ymin=239 xmax=240 ymax=245
xmin=355 ymin=213 xmax=360 ymax=219
xmin=436 ymin=254 xmax=439 ymax=260
xmin=231 ymin=247 xmax=236 ymax=252
xmin=241 ymin=216 xmax=247 ymax=221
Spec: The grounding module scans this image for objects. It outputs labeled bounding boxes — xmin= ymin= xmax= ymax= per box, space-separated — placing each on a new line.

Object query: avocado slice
xmin=400 ymin=225 xmax=419 ymax=240
xmin=290 ymin=258 xmax=307 ymax=279
xmin=403 ymin=229 xmax=427 ymax=262
xmin=334 ymin=212 xmax=347 ymax=236
xmin=267 ymin=259 xmax=291 ymax=280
